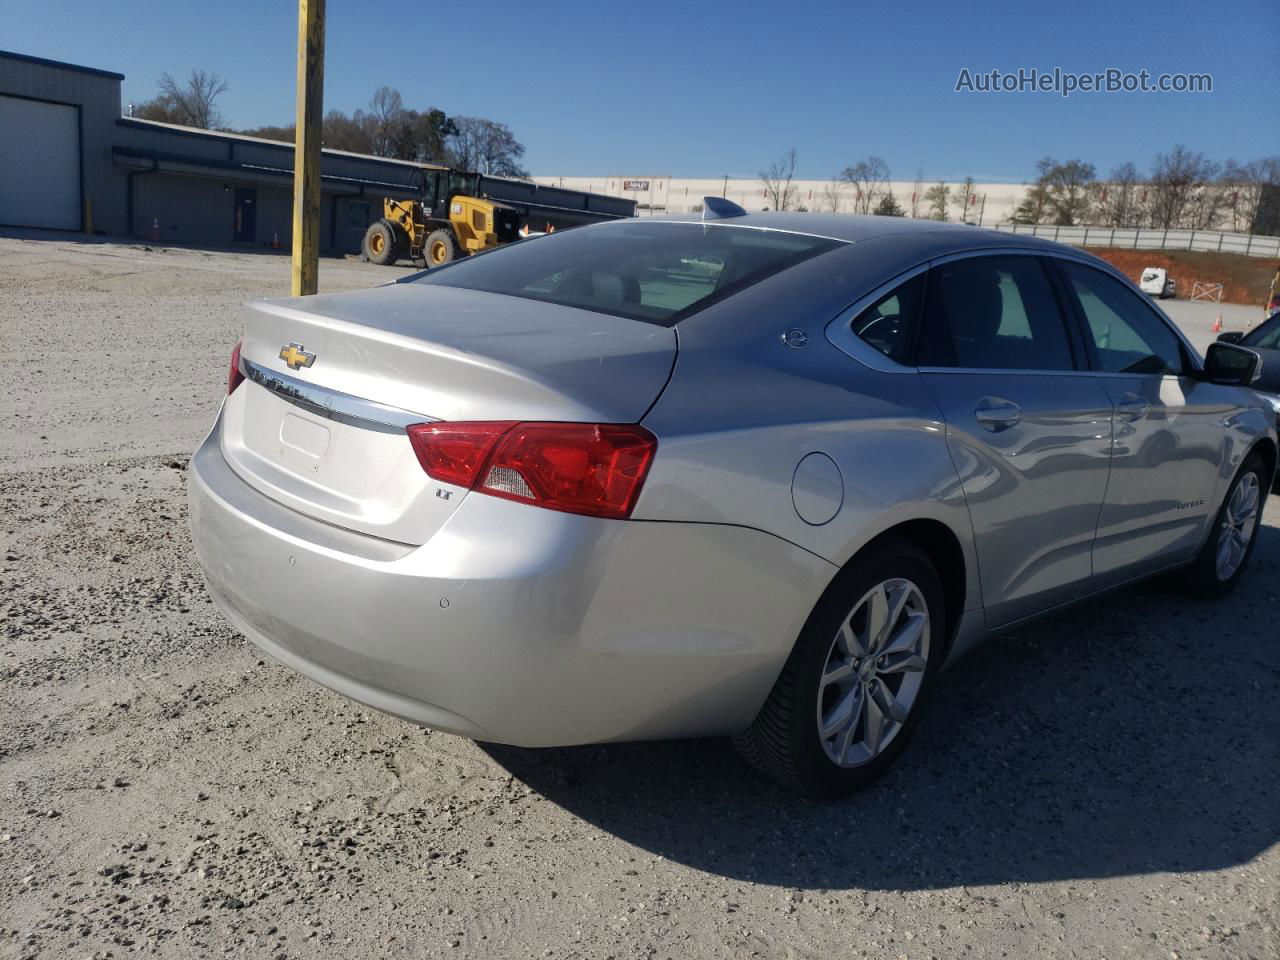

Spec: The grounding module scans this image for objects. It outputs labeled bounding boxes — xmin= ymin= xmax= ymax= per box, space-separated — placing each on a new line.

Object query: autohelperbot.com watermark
xmin=955 ymin=67 xmax=1212 ymax=97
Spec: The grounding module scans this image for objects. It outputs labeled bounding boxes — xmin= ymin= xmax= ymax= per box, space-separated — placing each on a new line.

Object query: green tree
xmin=873 ymin=192 xmax=905 ymax=216
xmin=924 ymin=182 xmax=950 ymax=220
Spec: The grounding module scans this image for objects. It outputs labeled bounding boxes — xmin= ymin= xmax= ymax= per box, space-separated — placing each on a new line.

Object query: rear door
xmin=1054 ymin=259 xmax=1228 ymax=581
xmin=916 ymin=253 xmax=1114 ymax=627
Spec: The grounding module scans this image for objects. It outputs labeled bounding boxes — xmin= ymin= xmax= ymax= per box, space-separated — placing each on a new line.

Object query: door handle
xmin=1117 ymin=393 xmax=1150 ymax=422
xmin=974 ymin=397 xmax=1022 ymax=432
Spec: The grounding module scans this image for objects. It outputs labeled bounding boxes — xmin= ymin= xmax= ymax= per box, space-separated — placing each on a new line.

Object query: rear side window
xmin=411 ymin=221 xmax=840 ymax=326
xmin=916 ymin=256 xmax=1077 ymax=371
xmin=1058 ymin=261 xmax=1186 ymax=375
xmin=851 ymin=272 xmax=926 ymax=365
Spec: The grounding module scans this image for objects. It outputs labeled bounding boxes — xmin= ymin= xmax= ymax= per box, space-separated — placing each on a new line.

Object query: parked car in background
xmin=1140 ymin=266 xmax=1177 ymax=299
xmin=189 ymin=209 xmax=1275 ymax=798
xmin=1218 ymin=308 xmax=1280 ymax=413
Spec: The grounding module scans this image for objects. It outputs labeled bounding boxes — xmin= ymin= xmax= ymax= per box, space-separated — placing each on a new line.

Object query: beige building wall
xmin=533 ymin=174 xmax=1029 ymax=225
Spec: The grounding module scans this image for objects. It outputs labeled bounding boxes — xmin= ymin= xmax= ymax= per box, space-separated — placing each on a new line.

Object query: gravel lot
xmin=2 ymin=235 xmax=1277 ymax=960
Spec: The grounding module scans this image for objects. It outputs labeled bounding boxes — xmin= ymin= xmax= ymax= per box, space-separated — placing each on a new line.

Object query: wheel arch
xmin=1247 ymin=435 xmax=1277 ymax=485
xmin=830 ymin=518 xmax=969 ymax=661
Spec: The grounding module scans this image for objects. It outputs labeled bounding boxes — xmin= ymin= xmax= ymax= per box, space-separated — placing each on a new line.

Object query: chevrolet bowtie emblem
xmin=279 ymin=343 xmax=316 ymax=370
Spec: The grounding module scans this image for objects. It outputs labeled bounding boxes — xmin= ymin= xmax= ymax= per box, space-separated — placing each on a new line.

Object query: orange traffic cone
xmin=272 ymin=231 xmax=280 ymax=250
xmin=1212 ymin=314 xmax=1223 ymax=333
xmin=150 ymin=217 xmax=160 ymax=242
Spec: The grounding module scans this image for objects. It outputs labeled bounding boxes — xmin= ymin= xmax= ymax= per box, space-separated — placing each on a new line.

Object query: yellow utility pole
xmin=290 ymin=0 xmax=325 ymax=296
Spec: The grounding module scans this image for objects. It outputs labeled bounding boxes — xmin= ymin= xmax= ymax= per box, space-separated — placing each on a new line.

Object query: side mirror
xmin=1201 ymin=342 xmax=1261 ymax=386
xmin=1216 ymin=331 xmax=1244 ymax=344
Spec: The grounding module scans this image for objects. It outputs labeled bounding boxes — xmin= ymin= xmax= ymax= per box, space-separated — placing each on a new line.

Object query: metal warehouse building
xmin=0 ymin=49 xmax=437 ymax=253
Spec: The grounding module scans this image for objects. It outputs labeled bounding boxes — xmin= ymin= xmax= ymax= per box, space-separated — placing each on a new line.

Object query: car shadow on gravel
xmin=482 ymin=527 xmax=1280 ymax=891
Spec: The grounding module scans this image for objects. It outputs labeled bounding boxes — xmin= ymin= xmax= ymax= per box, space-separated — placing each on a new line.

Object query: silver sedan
xmin=188 ymin=206 xmax=1274 ymax=797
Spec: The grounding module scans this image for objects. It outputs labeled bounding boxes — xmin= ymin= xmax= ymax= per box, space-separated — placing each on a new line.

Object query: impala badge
xmin=279 ymin=343 xmax=316 ymax=370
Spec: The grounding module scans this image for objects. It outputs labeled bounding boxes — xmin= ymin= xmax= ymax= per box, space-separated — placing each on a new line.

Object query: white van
xmin=1140 ymin=267 xmax=1177 ymax=299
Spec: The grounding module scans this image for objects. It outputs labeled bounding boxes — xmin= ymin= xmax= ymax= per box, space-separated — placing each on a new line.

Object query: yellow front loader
xmin=361 ymin=192 xmax=520 ymax=269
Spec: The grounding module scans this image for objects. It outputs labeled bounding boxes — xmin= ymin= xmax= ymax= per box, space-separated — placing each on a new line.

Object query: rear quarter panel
xmin=633 ymin=245 xmax=981 ymax=617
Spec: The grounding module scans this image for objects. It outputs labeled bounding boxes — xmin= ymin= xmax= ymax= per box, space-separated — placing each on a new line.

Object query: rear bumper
xmin=188 ymin=414 xmax=836 ymax=746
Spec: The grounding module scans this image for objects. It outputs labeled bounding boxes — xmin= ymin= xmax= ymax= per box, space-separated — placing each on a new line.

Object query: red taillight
xmin=406 ymin=421 xmax=516 ymax=488
xmin=407 ymin=421 xmax=657 ymax=520
xmin=228 ymin=341 xmax=245 ymax=395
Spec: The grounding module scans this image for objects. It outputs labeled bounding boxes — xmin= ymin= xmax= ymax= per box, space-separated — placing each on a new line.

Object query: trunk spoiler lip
xmin=241 ymin=357 xmax=435 ymax=434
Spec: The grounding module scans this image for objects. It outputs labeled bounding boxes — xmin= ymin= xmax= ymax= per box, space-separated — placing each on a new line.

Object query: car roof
xmin=638 ymin=210 xmax=1074 ymax=258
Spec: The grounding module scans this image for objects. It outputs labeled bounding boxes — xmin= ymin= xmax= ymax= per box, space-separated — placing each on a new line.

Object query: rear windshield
xmin=409 ymin=220 xmax=842 ymax=326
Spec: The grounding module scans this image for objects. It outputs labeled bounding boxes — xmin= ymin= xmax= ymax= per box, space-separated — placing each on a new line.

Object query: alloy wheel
xmin=816 ymin=578 xmax=930 ymax=768
xmin=1216 ymin=471 xmax=1260 ymax=580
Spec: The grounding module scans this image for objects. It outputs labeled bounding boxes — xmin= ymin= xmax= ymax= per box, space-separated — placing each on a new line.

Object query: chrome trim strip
xmin=241 ymin=359 xmax=434 ymax=433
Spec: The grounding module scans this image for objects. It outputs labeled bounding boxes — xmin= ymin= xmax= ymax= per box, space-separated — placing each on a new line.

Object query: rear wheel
xmin=425 ymin=228 xmax=457 ymax=268
xmin=363 ymin=219 xmax=401 ymax=266
xmin=1181 ymin=452 xmax=1267 ymax=598
xmin=733 ymin=538 xmax=945 ymax=798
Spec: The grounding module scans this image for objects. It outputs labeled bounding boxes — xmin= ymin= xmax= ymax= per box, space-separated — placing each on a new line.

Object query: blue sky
xmin=5 ymin=0 xmax=1276 ymax=181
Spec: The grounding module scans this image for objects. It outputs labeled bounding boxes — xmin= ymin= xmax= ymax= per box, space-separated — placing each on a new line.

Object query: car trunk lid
xmin=219 ymin=283 xmax=676 ymax=544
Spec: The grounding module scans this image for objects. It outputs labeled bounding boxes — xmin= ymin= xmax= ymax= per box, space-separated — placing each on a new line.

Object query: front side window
xmin=1059 ymin=261 xmax=1186 ymax=375
xmin=1244 ymin=317 xmax=1280 ymax=350
xmin=411 ymin=221 xmax=840 ymax=326
xmin=915 ymin=256 xmax=1076 ymax=371
xmin=851 ymin=272 xmax=926 ymax=365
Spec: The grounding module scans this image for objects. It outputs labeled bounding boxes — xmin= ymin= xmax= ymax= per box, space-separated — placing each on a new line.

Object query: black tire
xmin=733 ymin=538 xmax=946 ymax=799
xmin=1179 ymin=451 xmax=1268 ymax=599
xmin=362 ymin=219 xmax=401 ymax=266
xmin=424 ymin=228 xmax=457 ymax=268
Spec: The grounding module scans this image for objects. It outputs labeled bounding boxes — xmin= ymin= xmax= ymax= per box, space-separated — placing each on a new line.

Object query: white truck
xmin=1139 ymin=267 xmax=1177 ymax=299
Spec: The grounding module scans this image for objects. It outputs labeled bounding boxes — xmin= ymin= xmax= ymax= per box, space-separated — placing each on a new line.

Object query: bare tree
xmin=910 ymin=169 xmax=924 ymax=218
xmin=924 ymin=181 xmax=950 ymax=221
xmin=447 ymin=117 xmax=528 ymax=177
xmin=1043 ymin=160 xmax=1095 ymax=225
xmin=760 ymin=149 xmax=800 ymax=211
xmin=1091 ymin=161 xmax=1143 ymax=227
xmin=366 ymin=86 xmax=406 ymax=157
xmin=952 ymin=176 xmax=976 ymax=221
xmin=838 ymin=156 xmax=891 ymax=215
xmin=137 ymin=70 xmax=229 ymax=128
xmin=819 ymin=179 xmax=844 ymax=213
xmin=1217 ymin=158 xmax=1280 ymax=233
xmin=1147 ymin=145 xmax=1218 ymax=228
xmin=321 ymin=108 xmax=371 ymax=153
xmin=1220 ymin=159 xmax=1256 ymax=233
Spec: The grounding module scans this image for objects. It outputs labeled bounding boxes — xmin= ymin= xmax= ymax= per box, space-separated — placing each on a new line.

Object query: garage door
xmin=0 ymin=95 xmax=80 ymax=230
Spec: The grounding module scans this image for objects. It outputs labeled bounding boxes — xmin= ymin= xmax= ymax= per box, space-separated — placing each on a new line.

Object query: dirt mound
xmin=1085 ymin=248 xmax=1279 ymax=307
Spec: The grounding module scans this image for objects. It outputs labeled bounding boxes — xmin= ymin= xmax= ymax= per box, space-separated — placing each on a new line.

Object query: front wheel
xmin=424 ymin=228 xmax=457 ymax=268
xmin=1181 ymin=452 xmax=1268 ymax=598
xmin=733 ymin=538 xmax=945 ymax=798
xmin=362 ymin=219 xmax=402 ymax=266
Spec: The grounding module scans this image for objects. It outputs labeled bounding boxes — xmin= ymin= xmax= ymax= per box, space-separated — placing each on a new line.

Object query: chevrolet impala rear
xmin=187 ymin=220 xmax=841 ymax=748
